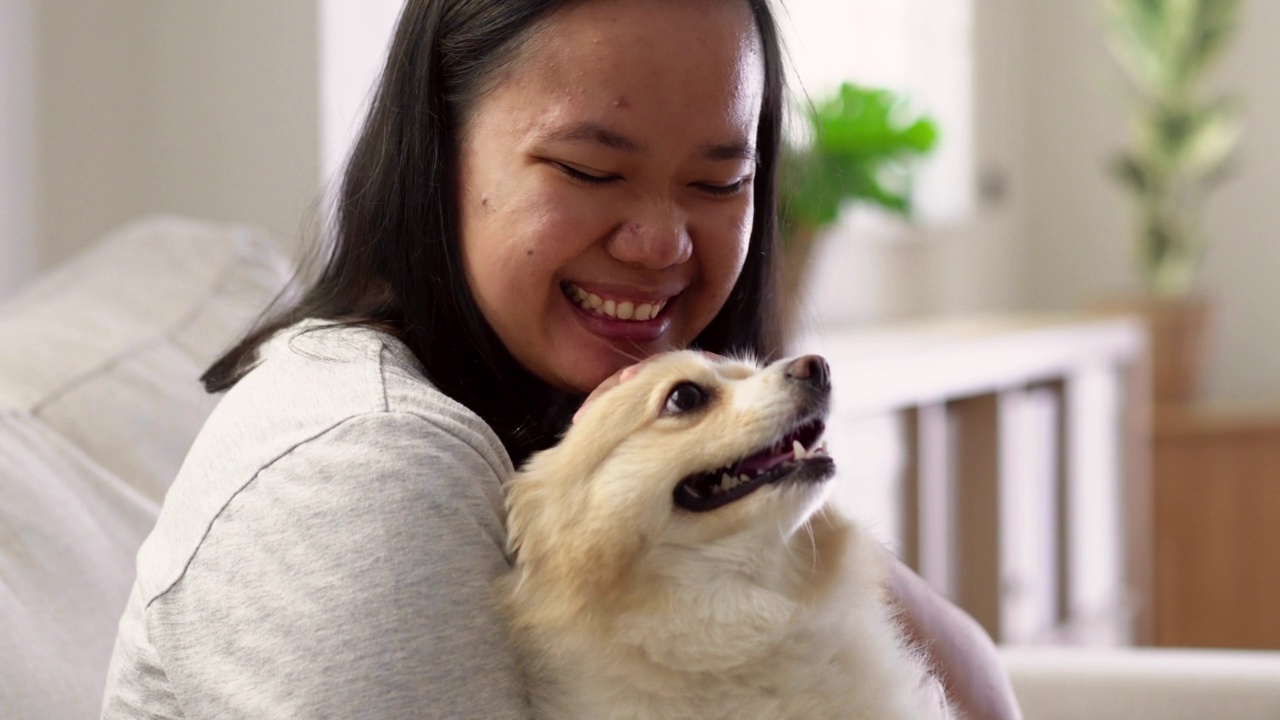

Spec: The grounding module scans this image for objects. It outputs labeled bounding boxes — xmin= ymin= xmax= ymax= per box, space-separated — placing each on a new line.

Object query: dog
xmin=498 ymin=351 xmax=951 ymax=720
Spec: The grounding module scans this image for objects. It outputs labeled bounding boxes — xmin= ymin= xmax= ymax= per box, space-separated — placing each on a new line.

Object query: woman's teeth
xmin=565 ymin=283 xmax=667 ymax=321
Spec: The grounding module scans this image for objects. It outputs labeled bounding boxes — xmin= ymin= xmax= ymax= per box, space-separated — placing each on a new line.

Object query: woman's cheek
xmin=535 ymin=185 xmax=619 ymax=247
xmin=708 ymin=197 xmax=753 ymax=276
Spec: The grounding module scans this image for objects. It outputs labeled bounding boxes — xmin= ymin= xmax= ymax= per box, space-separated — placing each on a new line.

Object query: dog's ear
xmin=573 ymin=362 xmax=647 ymax=424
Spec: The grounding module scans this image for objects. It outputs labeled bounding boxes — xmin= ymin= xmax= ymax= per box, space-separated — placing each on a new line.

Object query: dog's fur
xmin=498 ymin=351 xmax=951 ymax=720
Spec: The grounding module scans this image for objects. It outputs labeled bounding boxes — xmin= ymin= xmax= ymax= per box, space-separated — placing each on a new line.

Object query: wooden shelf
xmin=1153 ymin=404 xmax=1280 ymax=649
xmin=806 ymin=313 xmax=1152 ymax=646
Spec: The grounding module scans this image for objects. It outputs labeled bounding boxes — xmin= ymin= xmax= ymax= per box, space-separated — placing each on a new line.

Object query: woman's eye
xmin=555 ymin=162 xmax=620 ymax=186
xmin=664 ymin=382 xmax=708 ymax=415
xmin=694 ymin=178 xmax=750 ymax=197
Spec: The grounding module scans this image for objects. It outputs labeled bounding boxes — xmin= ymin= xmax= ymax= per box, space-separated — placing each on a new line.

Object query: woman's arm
xmin=111 ymin=413 xmax=533 ymax=719
xmin=889 ymin=558 xmax=1024 ymax=720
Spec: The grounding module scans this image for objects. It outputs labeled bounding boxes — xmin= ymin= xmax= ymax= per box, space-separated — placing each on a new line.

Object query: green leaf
xmin=1112 ymin=153 xmax=1152 ymax=194
xmin=1103 ymin=0 xmax=1245 ymax=297
xmin=1104 ymin=0 xmax=1243 ymax=98
xmin=780 ymin=82 xmax=939 ymax=229
xmin=902 ymin=119 xmax=941 ymax=153
xmin=1178 ymin=95 xmax=1244 ymax=176
xmin=1187 ymin=0 xmax=1243 ymax=80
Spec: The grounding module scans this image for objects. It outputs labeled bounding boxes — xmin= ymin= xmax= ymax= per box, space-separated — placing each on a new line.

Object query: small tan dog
xmin=499 ymin=351 xmax=951 ymax=720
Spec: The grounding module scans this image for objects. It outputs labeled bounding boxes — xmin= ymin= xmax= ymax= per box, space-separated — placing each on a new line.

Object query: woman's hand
xmin=889 ymin=557 xmax=1024 ymax=719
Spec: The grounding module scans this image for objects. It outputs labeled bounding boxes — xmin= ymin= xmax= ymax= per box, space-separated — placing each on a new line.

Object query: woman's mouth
xmin=561 ymin=281 xmax=670 ymax=322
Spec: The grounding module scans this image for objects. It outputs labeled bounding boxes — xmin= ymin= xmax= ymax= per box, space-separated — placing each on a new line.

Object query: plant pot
xmin=1098 ymin=296 xmax=1214 ymax=406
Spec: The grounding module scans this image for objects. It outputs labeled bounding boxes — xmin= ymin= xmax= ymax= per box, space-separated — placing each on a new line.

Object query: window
xmin=780 ymin=0 xmax=975 ymax=229
xmin=318 ymin=0 xmax=404 ymax=189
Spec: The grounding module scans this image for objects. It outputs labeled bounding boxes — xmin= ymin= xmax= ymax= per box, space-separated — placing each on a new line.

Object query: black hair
xmin=203 ymin=0 xmax=786 ymax=466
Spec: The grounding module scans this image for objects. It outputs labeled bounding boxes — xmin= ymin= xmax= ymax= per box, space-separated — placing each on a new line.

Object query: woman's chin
xmin=544 ymin=311 xmax=681 ymax=393
xmin=552 ymin=354 xmax=635 ymax=395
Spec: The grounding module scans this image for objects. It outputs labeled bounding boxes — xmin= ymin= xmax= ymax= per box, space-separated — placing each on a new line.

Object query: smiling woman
xmin=457 ymin=0 xmax=763 ymax=393
xmin=102 ymin=1 xmax=787 ymax=717
xmin=100 ymin=0 xmax=1018 ymax=718
xmin=203 ymin=0 xmax=786 ymax=463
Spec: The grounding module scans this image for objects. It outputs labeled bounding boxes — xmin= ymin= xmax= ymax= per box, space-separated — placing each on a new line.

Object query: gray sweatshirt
xmin=101 ymin=321 xmax=531 ymax=719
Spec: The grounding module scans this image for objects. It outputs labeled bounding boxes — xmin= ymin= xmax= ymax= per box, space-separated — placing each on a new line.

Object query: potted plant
xmin=778 ymin=82 xmax=939 ymax=333
xmin=1102 ymin=0 xmax=1245 ymax=404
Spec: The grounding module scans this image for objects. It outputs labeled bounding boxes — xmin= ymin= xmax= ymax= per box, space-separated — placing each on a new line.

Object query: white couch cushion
xmin=1003 ymin=646 xmax=1280 ymax=720
xmin=0 ymin=411 xmax=158 ymax=718
xmin=0 ymin=216 xmax=293 ymax=719
xmin=0 ymin=215 xmax=294 ymax=503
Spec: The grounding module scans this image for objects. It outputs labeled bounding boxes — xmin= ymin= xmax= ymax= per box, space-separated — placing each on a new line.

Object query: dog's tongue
xmin=735 ymin=447 xmax=793 ymax=476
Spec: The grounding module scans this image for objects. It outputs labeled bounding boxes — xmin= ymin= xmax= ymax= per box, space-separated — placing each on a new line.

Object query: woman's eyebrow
xmin=700 ymin=140 xmax=756 ymax=163
xmin=541 ymin=122 xmax=641 ymax=152
xmin=540 ymin=121 xmax=756 ymax=162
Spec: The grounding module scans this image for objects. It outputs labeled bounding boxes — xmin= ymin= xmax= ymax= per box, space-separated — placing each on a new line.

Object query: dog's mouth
xmin=673 ymin=417 xmax=834 ymax=512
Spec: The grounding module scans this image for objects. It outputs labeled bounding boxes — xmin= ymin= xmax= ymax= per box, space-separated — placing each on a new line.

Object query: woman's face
xmin=457 ymin=0 xmax=764 ymax=394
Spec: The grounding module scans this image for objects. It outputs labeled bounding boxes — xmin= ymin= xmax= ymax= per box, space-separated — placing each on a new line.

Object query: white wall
xmin=1019 ymin=0 xmax=1127 ymax=311
xmin=803 ymin=0 xmax=1280 ymax=406
xmin=24 ymin=1 xmax=320 ymax=280
xmin=32 ymin=1 xmax=151 ymax=272
xmin=795 ymin=0 xmax=1026 ymax=334
xmin=1204 ymin=0 xmax=1280 ymax=404
xmin=141 ymin=1 xmax=321 ymax=255
xmin=5 ymin=0 xmax=391 ymax=296
xmin=1018 ymin=0 xmax=1280 ymax=405
xmin=318 ymin=0 xmax=404 ymax=191
xmin=0 ymin=0 xmax=36 ymax=297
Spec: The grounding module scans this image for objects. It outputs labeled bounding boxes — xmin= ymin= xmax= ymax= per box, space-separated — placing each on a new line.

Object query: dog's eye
xmin=663 ymin=382 xmax=708 ymax=415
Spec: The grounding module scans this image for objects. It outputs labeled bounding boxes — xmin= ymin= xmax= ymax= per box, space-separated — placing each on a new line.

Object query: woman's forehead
xmin=482 ymin=0 xmax=764 ymax=145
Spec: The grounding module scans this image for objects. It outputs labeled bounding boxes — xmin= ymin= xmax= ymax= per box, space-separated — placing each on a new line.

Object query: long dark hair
xmin=203 ymin=0 xmax=787 ymax=466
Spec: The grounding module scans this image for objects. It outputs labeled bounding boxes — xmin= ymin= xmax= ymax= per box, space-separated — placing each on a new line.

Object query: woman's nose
xmin=603 ymin=202 xmax=693 ymax=269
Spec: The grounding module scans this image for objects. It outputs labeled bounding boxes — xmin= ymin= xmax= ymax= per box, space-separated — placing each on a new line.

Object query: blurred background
xmin=2 ymin=0 xmax=1276 ymax=655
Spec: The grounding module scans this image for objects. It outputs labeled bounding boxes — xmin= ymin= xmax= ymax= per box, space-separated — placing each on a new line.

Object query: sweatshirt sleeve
xmin=142 ymin=411 xmax=532 ymax=719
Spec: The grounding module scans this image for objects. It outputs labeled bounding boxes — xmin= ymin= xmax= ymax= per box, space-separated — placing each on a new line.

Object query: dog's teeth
xmin=684 ymin=485 xmax=702 ymax=499
xmin=738 ymin=474 xmax=750 ymax=485
xmin=793 ymin=439 xmax=806 ymax=460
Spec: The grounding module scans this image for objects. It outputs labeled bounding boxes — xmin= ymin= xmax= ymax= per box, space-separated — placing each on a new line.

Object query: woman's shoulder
xmin=131 ymin=320 xmax=514 ymax=604
xmin=229 ymin=319 xmax=510 ymax=467
xmin=191 ymin=319 xmax=513 ymax=489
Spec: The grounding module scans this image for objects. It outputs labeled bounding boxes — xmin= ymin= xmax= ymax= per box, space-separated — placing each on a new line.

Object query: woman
xmin=103 ymin=0 xmax=1021 ymax=717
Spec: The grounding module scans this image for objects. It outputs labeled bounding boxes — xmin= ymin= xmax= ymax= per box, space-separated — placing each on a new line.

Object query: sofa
xmin=3 ymin=217 xmax=1279 ymax=719
xmin=0 ymin=217 xmax=292 ymax=717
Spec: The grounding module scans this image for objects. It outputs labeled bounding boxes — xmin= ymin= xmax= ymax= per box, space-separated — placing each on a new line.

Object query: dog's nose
xmin=786 ymin=354 xmax=830 ymax=391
